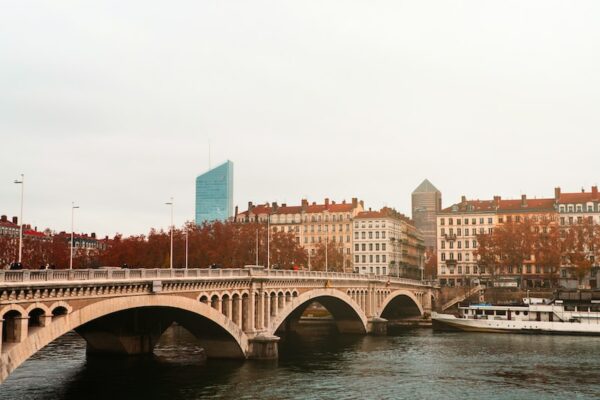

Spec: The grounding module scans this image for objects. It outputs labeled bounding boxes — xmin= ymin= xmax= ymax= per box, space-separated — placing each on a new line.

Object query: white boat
xmin=432 ymin=298 xmax=600 ymax=335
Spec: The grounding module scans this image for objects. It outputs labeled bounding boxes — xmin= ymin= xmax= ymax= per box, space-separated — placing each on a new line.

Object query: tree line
xmin=475 ymin=218 xmax=600 ymax=285
xmin=1 ymin=221 xmax=348 ymax=271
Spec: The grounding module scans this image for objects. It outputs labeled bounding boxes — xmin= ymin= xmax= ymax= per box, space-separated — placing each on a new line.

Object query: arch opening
xmin=380 ymin=295 xmax=423 ymax=320
xmin=51 ymin=307 xmax=68 ymax=318
xmin=273 ymin=292 xmax=367 ymax=336
xmin=75 ymin=306 xmax=245 ymax=359
xmin=2 ymin=310 xmax=23 ymax=344
xmin=28 ymin=308 xmax=46 ymax=329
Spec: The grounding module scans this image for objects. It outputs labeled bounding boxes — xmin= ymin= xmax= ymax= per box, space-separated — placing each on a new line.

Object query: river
xmin=1 ymin=325 xmax=599 ymax=399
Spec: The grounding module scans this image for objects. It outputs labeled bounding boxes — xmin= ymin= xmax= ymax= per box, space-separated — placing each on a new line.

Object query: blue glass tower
xmin=195 ymin=160 xmax=234 ymax=225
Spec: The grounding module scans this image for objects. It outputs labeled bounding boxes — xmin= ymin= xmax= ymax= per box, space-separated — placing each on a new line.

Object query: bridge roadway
xmin=0 ymin=267 xmax=436 ymax=383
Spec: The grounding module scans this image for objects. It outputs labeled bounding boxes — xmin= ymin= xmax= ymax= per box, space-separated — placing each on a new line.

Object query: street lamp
xmin=13 ymin=174 xmax=24 ymax=264
xmin=267 ymin=215 xmax=270 ymax=270
xmin=70 ymin=202 xmax=79 ymax=270
xmin=185 ymin=226 xmax=189 ymax=269
xmin=325 ymin=236 xmax=329 ymax=272
xmin=165 ymin=198 xmax=174 ymax=269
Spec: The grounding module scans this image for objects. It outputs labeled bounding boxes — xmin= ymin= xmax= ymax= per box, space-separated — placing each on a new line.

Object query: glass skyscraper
xmin=195 ymin=160 xmax=234 ymax=225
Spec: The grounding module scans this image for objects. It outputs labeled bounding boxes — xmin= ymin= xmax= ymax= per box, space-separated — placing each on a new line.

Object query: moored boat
xmin=433 ymin=296 xmax=600 ymax=335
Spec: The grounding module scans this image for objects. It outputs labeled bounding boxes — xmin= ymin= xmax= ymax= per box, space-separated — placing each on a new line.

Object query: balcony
xmin=444 ymin=233 xmax=457 ymax=241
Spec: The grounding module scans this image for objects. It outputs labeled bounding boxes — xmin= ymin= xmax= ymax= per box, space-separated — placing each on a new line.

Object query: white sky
xmin=1 ymin=1 xmax=599 ymax=236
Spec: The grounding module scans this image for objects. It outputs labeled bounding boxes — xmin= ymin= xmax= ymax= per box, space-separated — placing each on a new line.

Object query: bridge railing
xmin=0 ymin=268 xmax=432 ymax=287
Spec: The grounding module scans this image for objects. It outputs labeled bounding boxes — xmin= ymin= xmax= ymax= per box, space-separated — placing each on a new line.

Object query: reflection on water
xmin=1 ymin=325 xmax=600 ymax=399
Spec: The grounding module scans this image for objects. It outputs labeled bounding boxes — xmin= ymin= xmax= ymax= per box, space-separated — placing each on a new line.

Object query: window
xmin=370 ymin=255 xmax=373 ymax=262
xmin=362 ymin=232 xmax=366 ymax=239
xmin=382 ymin=232 xmax=386 ymax=239
xmin=488 ymin=218 xmax=493 ymax=224
xmin=376 ymin=255 xmax=380 ymax=263
xmin=375 ymin=231 xmax=380 ymax=239
xmin=368 ymin=232 xmax=373 ymax=239
xmin=480 ymin=218 xmax=484 ymax=224
xmin=441 ymin=253 xmax=446 ymax=261
xmin=498 ymin=217 xmax=503 ymax=223
xmin=362 ymin=244 xmax=366 ymax=251
xmin=355 ymin=255 xmax=359 ymax=263
xmin=466 ymin=266 xmax=470 ymax=274
xmin=369 ymin=243 xmax=373 ymax=251
xmin=458 ymin=241 xmax=462 ymax=249
xmin=465 ymin=241 xmax=469 ymax=249
xmin=449 ymin=241 xmax=454 ymax=249
xmin=458 ymin=265 xmax=462 ymax=274
xmin=355 ymin=244 xmax=359 ymax=251
xmin=458 ymin=253 xmax=462 ymax=261
xmin=375 ymin=243 xmax=380 ymax=251
xmin=441 ymin=228 xmax=445 ymax=235
xmin=362 ymin=255 xmax=366 ymax=263
xmin=464 ymin=218 xmax=469 ymax=225
xmin=441 ymin=241 xmax=446 ymax=249
xmin=449 ymin=218 xmax=454 ymax=225
xmin=465 ymin=228 xmax=469 ymax=236
xmin=457 ymin=228 xmax=462 ymax=236
xmin=354 ymin=232 xmax=359 ymax=239
xmin=382 ymin=243 xmax=386 ymax=251
xmin=440 ymin=218 xmax=445 ymax=225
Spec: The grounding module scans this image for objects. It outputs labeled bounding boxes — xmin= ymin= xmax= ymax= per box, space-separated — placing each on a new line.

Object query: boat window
xmin=523 ymin=311 xmax=528 ymax=316
xmin=515 ymin=311 xmax=520 ymax=315
xmin=476 ymin=310 xmax=483 ymax=315
xmin=496 ymin=310 xmax=506 ymax=316
xmin=485 ymin=310 xmax=494 ymax=316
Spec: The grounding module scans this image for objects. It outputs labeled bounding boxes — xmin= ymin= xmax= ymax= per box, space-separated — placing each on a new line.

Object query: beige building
xmin=353 ymin=207 xmax=424 ymax=278
xmin=437 ymin=195 xmax=557 ymax=287
xmin=235 ymin=198 xmax=364 ymax=269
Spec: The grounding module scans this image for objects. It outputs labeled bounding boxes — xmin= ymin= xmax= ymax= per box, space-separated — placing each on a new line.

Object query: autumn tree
xmin=312 ymin=240 xmax=346 ymax=272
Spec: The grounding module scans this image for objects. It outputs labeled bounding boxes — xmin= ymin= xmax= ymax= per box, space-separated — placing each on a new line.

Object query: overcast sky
xmin=1 ymin=1 xmax=599 ymax=236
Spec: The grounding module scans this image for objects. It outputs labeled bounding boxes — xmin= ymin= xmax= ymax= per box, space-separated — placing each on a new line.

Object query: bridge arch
xmin=267 ymin=288 xmax=368 ymax=336
xmin=0 ymin=295 xmax=249 ymax=384
xmin=378 ymin=289 xmax=424 ymax=319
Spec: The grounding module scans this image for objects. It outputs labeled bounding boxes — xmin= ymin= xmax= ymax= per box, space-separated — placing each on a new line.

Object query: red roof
xmin=24 ymin=229 xmax=47 ymax=238
xmin=236 ymin=199 xmax=360 ymax=218
xmin=558 ymin=192 xmax=600 ymax=204
xmin=441 ymin=197 xmax=556 ymax=213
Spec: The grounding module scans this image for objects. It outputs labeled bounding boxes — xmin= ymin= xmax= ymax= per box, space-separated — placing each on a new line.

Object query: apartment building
xmin=353 ymin=207 xmax=424 ymax=278
xmin=437 ymin=195 xmax=557 ymax=287
xmin=234 ymin=198 xmax=364 ymax=269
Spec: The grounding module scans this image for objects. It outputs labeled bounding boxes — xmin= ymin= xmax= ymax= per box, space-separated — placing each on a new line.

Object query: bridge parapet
xmin=0 ymin=268 xmax=432 ymax=287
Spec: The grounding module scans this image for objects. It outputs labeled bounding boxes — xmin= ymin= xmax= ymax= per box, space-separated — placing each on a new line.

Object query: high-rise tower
xmin=195 ymin=160 xmax=234 ymax=224
xmin=411 ymin=179 xmax=441 ymax=250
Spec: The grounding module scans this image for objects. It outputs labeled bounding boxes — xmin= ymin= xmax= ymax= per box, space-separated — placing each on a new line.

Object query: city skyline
xmin=2 ymin=1 xmax=600 ymax=236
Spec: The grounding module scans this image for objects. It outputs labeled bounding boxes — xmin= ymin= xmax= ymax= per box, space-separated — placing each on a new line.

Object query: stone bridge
xmin=0 ymin=266 xmax=436 ymax=384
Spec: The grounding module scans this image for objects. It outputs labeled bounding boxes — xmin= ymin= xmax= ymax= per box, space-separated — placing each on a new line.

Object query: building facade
xmin=235 ymin=198 xmax=364 ymax=271
xmin=437 ymin=195 xmax=557 ymax=287
xmin=353 ymin=207 xmax=424 ymax=278
xmin=556 ymin=186 xmax=600 ymax=288
xmin=412 ymin=179 xmax=442 ymax=251
xmin=195 ymin=160 xmax=234 ymax=225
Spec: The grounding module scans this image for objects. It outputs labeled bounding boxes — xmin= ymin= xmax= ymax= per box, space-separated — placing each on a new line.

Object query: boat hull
xmin=432 ymin=314 xmax=600 ymax=336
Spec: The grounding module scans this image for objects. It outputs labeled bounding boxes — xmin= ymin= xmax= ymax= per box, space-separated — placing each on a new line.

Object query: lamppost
xmin=13 ymin=174 xmax=24 ymax=264
xmin=70 ymin=202 xmax=79 ymax=270
xmin=185 ymin=226 xmax=189 ymax=269
xmin=267 ymin=215 xmax=270 ymax=270
xmin=325 ymin=236 xmax=329 ymax=272
xmin=165 ymin=198 xmax=174 ymax=269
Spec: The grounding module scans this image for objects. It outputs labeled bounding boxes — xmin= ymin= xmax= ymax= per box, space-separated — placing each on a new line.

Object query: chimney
xmin=301 ymin=199 xmax=308 ymax=211
xmin=359 ymin=200 xmax=364 ymax=208
xmin=554 ymin=187 xmax=561 ymax=200
xmin=0 ymin=215 xmax=6 ymax=222
xmin=248 ymin=201 xmax=254 ymax=211
xmin=234 ymin=205 xmax=239 ymax=216
xmin=12 ymin=216 xmax=18 ymax=225
xmin=461 ymin=195 xmax=466 ymax=203
xmin=521 ymin=194 xmax=527 ymax=207
xmin=91 ymin=232 xmax=96 ymax=239
xmin=271 ymin=202 xmax=278 ymax=211
xmin=582 ymin=187 xmax=585 ymax=193
xmin=592 ymin=186 xmax=598 ymax=198
xmin=493 ymin=196 xmax=501 ymax=207
xmin=282 ymin=203 xmax=287 ymax=207
xmin=342 ymin=200 xmax=346 ymax=204
xmin=324 ymin=198 xmax=330 ymax=208
xmin=352 ymin=197 xmax=358 ymax=207
xmin=332 ymin=201 xmax=336 ymax=205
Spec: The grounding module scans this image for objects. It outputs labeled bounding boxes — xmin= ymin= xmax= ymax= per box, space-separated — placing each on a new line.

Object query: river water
xmin=1 ymin=325 xmax=599 ymax=399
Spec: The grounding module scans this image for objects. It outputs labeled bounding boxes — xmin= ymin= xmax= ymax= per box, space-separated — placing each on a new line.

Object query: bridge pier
xmin=247 ymin=334 xmax=279 ymax=360
xmin=367 ymin=317 xmax=388 ymax=336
